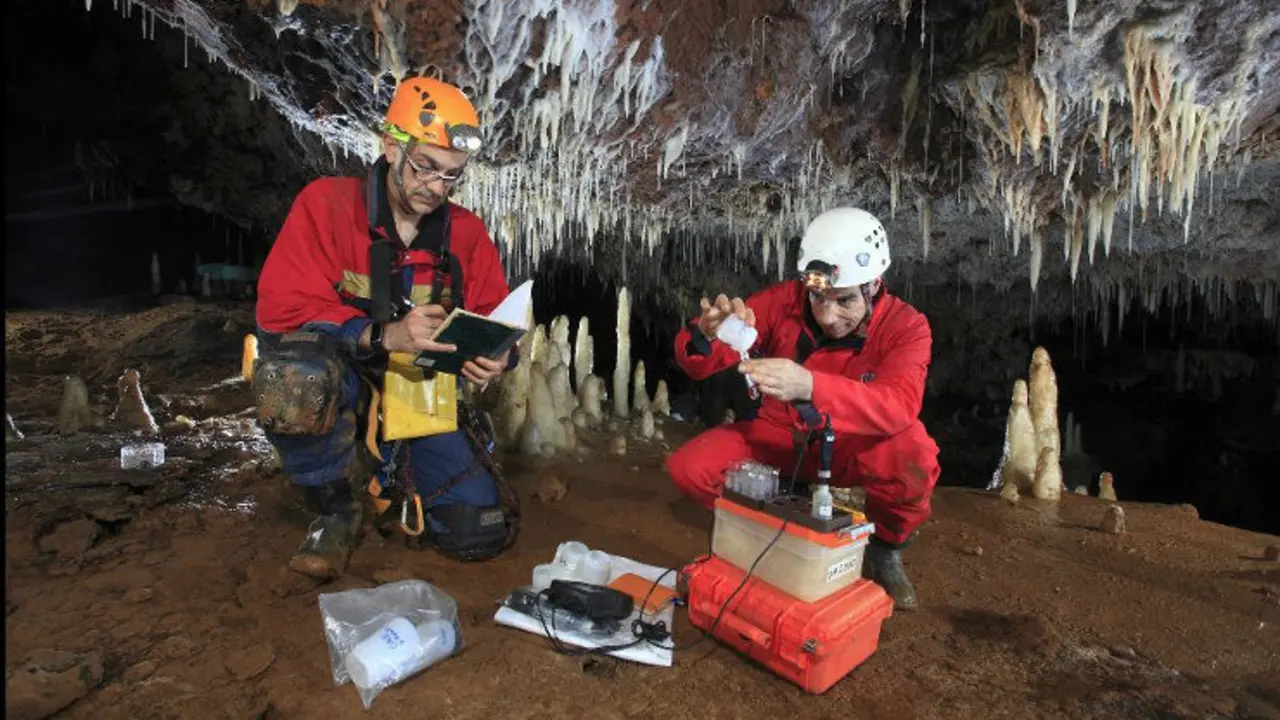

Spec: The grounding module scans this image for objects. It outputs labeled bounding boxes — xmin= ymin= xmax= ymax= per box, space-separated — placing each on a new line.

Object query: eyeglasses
xmin=400 ymin=148 xmax=464 ymax=186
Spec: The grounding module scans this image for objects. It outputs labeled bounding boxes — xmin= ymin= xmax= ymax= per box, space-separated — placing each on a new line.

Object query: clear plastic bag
xmin=317 ymin=579 xmax=462 ymax=710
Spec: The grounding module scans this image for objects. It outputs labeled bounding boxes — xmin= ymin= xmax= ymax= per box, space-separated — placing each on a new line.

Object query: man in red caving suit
xmin=253 ymin=77 xmax=518 ymax=578
xmin=666 ymin=207 xmax=941 ymax=609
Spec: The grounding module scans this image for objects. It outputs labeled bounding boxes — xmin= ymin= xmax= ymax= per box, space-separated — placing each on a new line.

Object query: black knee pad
xmin=253 ymin=332 xmax=345 ymax=435
xmin=426 ymin=503 xmax=512 ymax=562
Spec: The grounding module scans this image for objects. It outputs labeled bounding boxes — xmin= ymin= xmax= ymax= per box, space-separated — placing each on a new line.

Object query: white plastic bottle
xmin=345 ymin=617 xmax=458 ymax=692
xmin=811 ymin=484 xmax=833 ymax=521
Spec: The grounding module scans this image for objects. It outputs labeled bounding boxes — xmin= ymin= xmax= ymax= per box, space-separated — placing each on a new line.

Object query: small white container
xmin=531 ymin=563 xmax=571 ymax=592
xmin=576 ymin=550 xmax=612 ymax=586
xmin=120 ymin=442 xmax=166 ymax=470
xmin=345 ymin=617 xmax=457 ymax=692
xmin=554 ymin=541 xmax=589 ymax=570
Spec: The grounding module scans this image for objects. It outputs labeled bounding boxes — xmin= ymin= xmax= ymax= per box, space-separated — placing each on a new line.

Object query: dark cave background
xmin=5 ymin=0 xmax=1278 ymax=534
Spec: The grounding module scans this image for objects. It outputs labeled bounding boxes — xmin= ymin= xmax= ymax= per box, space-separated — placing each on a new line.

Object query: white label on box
xmin=825 ymin=556 xmax=859 ymax=583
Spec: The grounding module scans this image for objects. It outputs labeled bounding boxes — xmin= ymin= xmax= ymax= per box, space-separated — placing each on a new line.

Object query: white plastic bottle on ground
xmin=345 ymin=617 xmax=457 ymax=692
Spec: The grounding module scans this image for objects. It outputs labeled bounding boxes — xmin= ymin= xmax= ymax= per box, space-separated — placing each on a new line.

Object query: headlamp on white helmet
xmin=797 ymin=207 xmax=891 ymax=291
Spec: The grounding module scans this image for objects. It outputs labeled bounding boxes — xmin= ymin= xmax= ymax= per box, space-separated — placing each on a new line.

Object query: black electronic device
xmin=545 ymin=580 xmax=635 ymax=624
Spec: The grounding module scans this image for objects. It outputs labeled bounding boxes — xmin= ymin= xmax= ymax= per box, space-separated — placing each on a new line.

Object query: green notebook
xmin=411 ymin=309 xmax=527 ymax=376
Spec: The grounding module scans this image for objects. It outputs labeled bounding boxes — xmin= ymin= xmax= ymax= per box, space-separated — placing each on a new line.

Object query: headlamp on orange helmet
xmin=382 ymin=77 xmax=483 ymax=154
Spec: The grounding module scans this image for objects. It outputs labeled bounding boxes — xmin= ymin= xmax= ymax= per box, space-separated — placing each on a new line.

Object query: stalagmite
xmin=550 ymin=315 xmax=572 ymax=371
xmin=497 ymin=328 xmax=535 ymax=445
xmin=200 ymin=274 xmax=212 ymax=298
xmin=111 ymin=368 xmax=160 ymax=435
xmin=608 ymin=434 xmax=628 ymax=457
xmin=560 ymin=418 xmax=578 ymax=451
xmin=1028 ymin=347 xmax=1060 ymax=459
xmin=998 ymin=379 xmax=1038 ymax=493
xmin=573 ymin=316 xmax=593 ymax=393
xmin=1031 ymin=447 xmax=1062 ymax=501
xmin=635 ymin=408 xmax=655 ymax=440
xmin=1098 ymin=471 xmax=1117 ymax=501
xmin=613 ymin=287 xmax=631 ymax=419
xmin=652 ymin=380 xmax=671 ymax=416
xmin=520 ymin=361 xmax=566 ymax=454
xmin=1100 ymin=505 xmax=1126 ymax=534
xmin=150 ymin=252 xmax=162 ymax=294
xmin=631 ymin=360 xmax=650 ymax=414
xmin=57 ymin=376 xmax=95 ymax=434
xmin=577 ymin=375 xmax=605 ymax=428
xmin=1000 ymin=476 xmax=1021 ymax=504
xmin=548 ymin=363 xmax=575 ymax=421
xmin=530 ymin=324 xmax=548 ymax=367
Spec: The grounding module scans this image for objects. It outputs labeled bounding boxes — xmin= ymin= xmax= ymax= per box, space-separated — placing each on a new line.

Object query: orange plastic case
xmin=682 ymin=554 xmax=894 ymax=694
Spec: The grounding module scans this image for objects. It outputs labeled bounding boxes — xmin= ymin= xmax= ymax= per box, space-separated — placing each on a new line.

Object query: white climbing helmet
xmin=796 ymin=207 xmax=891 ymax=289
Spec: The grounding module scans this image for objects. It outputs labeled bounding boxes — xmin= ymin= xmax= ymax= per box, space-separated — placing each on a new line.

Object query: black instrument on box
xmin=504 ymin=581 xmax=635 ymax=638
xmin=722 ymin=415 xmax=856 ymax=534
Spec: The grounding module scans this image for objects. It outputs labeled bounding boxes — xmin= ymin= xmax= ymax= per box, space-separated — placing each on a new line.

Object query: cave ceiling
xmin=31 ymin=0 xmax=1280 ymax=319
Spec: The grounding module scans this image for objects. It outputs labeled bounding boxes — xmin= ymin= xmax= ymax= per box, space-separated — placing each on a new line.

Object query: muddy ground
xmin=5 ymin=301 xmax=1280 ymax=720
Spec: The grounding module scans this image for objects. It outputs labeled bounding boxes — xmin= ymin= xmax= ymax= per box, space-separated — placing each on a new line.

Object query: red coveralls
xmin=666 ymin=280 xmax=941 ymax=546
xmin=253 ymin=173 xmax=511 ymax=505
xmin=256 ymin=176 xmax=510 ymax=337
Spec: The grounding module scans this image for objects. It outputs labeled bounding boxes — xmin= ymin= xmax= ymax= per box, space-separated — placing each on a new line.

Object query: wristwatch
xmin=368 ymin=322 xmax=386 ymax=353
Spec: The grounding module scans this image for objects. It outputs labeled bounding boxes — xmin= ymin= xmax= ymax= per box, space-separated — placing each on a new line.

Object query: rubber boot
xmin=289 ymin=481 xmax=362 ymax=580
xmin=863 ymin=542 xmax=918 ymax=611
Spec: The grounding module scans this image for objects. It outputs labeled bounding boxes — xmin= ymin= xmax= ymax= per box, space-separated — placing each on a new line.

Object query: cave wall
xmin=5 ymin=0 xmax=1278 ymax=532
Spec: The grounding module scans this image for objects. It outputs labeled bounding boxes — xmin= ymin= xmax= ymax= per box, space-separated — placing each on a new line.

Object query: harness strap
xmin=365 ymin=157 xmax=463 ymax=318
xmin=367 ymin=162 xmax=399 ymax=323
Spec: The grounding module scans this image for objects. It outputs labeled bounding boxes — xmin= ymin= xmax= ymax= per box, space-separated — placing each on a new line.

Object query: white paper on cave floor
xmin=492 ymin=552 xmax=677 ymax=668
xmin=489 ymin=280 xmax=533 ymax=328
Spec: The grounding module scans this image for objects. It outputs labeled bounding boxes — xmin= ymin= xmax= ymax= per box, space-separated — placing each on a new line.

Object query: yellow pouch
xmin=381 ymin=351 xmax=458 ymax=441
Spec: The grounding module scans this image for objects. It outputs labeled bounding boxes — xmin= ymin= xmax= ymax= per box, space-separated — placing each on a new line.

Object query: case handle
xmin=718 ymin=612 xmax=773 ymax=648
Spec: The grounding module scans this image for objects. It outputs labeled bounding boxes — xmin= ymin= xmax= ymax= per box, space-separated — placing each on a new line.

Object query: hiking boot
xmin=863 ymin=542 xmax=918 ymax=611
xmin=289 ymin=481 xmax=362 ymax=580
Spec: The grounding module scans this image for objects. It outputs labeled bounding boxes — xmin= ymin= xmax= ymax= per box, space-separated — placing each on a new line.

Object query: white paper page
xmin=488 ymin=279 xmax=533 ymax=328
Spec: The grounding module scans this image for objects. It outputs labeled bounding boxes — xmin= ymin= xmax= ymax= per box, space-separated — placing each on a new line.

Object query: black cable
xmin=526 ymin=427 xmax=816 ymax=658
xmin=641 ymin=429 xmax=814 ymax=653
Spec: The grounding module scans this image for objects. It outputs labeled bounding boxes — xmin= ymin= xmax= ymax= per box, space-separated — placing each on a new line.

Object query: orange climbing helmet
xmin=382 ymin=77 xmax=483 ymax=153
